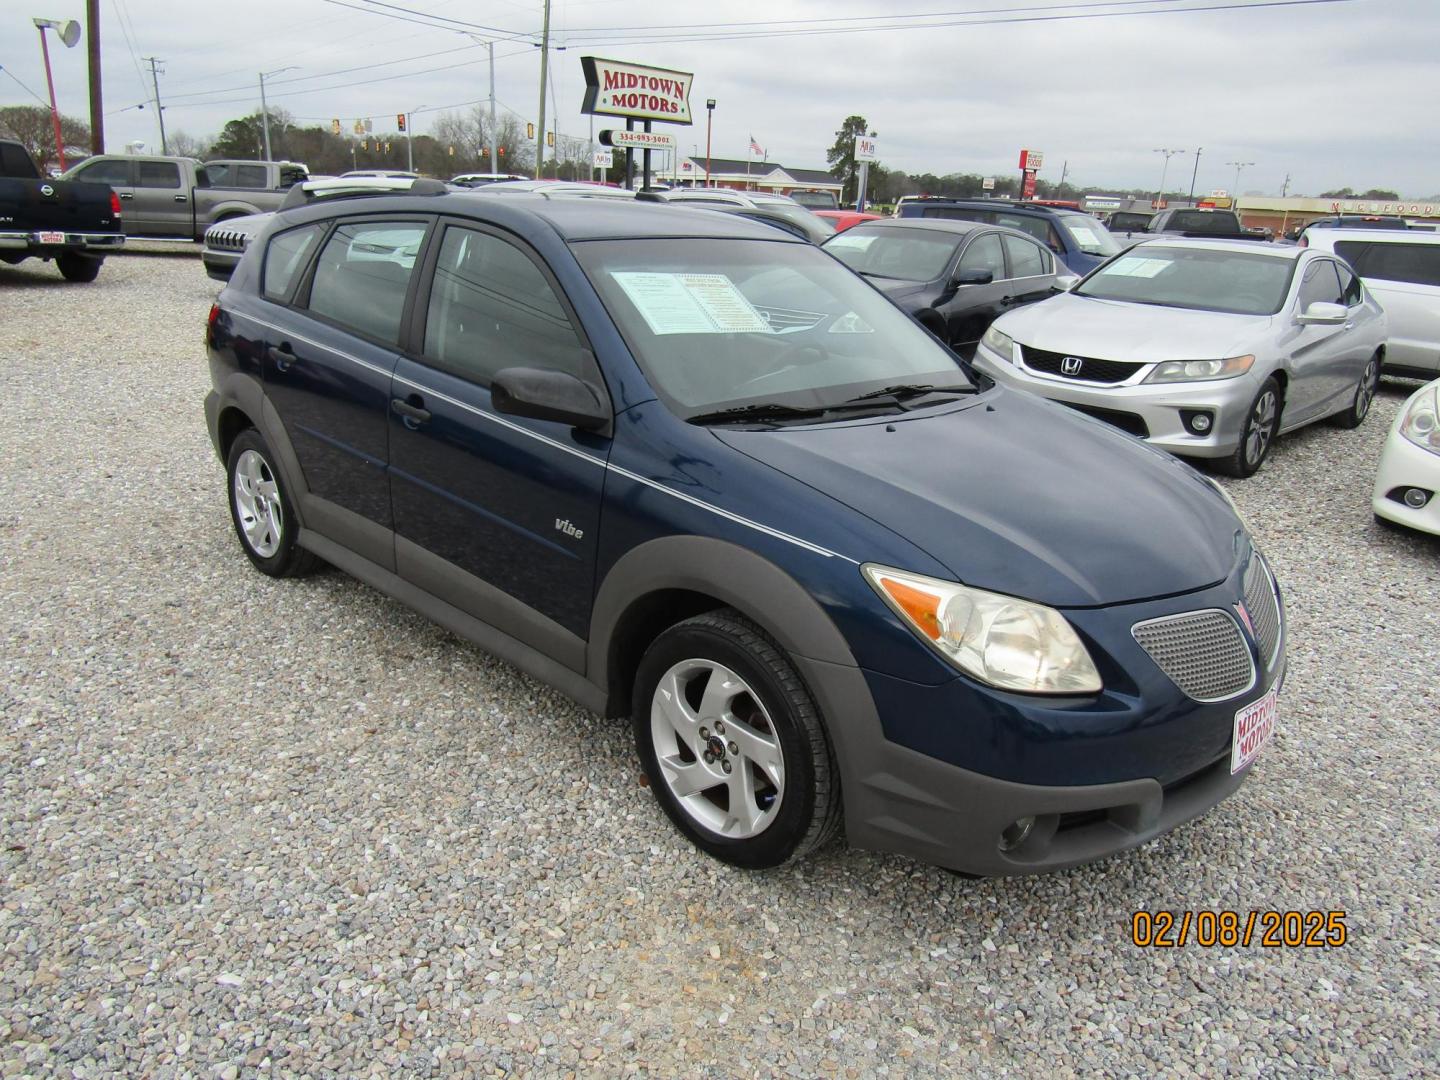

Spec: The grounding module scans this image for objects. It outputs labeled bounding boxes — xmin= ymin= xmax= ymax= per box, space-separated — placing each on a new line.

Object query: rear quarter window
xmin=263 ymin=224 xmax=325 ymax=301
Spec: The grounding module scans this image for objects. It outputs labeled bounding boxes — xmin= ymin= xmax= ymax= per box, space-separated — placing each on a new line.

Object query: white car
xmin=1373 ymin=378 xmax=1440 ymax=535
xmin=972 ymin=239 xmax=1388 ymax=477
xmin=1301 ymin=228 xmax=1440 ymax=380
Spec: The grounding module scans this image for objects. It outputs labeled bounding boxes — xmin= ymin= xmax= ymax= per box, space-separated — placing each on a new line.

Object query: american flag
xmin=749 ymin=135 xmax=765 ymax=156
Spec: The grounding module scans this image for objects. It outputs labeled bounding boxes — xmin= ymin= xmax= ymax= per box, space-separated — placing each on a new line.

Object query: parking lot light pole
xmin=259 ymin=66 xmax=297 ymax=162
xmin=705 ymin=99 xmax=715 ymax=186
xmin=1228 ymin=160 xmax=1255 ymax=197
xmin=1152 ymin=148 xmax=1185 ymax=208
xmin=32 ymin=17 xmax=81 ymax=173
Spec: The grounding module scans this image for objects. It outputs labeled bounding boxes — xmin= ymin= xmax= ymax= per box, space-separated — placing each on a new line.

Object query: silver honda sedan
xmin=971 ymin=239 xmax=1388 ymax=476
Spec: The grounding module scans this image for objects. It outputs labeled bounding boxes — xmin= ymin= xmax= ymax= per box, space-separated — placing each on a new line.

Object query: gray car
xmin=971 ymin=239 xmax=1388 ymax=477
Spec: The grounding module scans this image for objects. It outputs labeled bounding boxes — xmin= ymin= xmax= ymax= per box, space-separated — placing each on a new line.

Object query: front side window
xmin=824 ymin=227 xmax=961 ymax=283
xmin=307 ymin=220 xmax=428 ymax=344
xmin=136 ymin=161 xmax=181 ymax=189
xmin=73 ymin=158 xmax=132 ymax=186
xmin=572 ymin=237 xmax=974 ymax=415
xmin=1073 ymin=246 xmax=1296 ymax=316
xmin=1298 ymin=260 xmax=1345 ymax=310
xmin=423 ymin=226 xmax=584 ymax=384
xmin=263 ymin=224 xmax=324 ymax=301
xmin=958 ymin=233 xmax=1007 ymax=279
xmin=1002 ymin=234 xmax=1049 ymax=278
xmin=1334 ymin=262 xmax=1363 ymax=306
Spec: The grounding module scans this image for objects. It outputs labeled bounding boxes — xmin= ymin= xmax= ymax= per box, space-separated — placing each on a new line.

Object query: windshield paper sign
xmin=612 ymin=273 xmax=771 ymax=335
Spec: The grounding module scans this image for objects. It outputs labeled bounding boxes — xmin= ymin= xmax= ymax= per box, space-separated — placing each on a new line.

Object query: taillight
xmin=110 ymin=190 xmax=122 ymax=217
xmin=1298 ymin=235 xmax=1308 ymax=248
xmin=208 ymin=303 xmax=221 ymax=329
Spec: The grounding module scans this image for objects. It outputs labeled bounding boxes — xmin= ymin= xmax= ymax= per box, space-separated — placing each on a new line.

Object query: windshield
xmin=1058 ymin=214 xmax=1122 ymax=256
xmin=572 ymin=237 xmax=973 ymax=416
xmin=1074 ymin=246 xmax=1295 ymax=315
xmin=823 ymin=227 xmax=959 ymax=282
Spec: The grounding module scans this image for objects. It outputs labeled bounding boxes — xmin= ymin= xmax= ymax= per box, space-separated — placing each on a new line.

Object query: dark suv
xmin=204 ymin=190 xmax=1285 ymax=876
xmin=897 ymin=197 xmax=1123 ymax=274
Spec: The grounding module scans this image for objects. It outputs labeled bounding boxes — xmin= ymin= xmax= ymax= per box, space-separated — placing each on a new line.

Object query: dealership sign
xmin=601 ymin=128 xmax=677 ymax=151
xmin=593 ymin=150 xmax=614 ymax=168
xmin=581 ymin=57 xmax=694 ymax=124
xmin=854 ymin=136 xmax=878 ymax=163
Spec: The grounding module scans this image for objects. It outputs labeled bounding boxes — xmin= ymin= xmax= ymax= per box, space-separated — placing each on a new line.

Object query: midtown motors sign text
xmin=581 ymin=57 xmax=694 ymax=125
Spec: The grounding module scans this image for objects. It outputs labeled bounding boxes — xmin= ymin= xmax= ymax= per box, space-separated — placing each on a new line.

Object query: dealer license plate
xmin=38 ymin=231 xmax=65 ymax=244
xmin=1231 ymin=685 xmax=1278 ymax=774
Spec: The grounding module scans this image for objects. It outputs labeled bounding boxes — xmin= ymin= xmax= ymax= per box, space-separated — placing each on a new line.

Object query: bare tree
xmin=167 ymin=130 xmax=211 ymax=159
xmin=0 ymin=105 xmax=91 ymax=172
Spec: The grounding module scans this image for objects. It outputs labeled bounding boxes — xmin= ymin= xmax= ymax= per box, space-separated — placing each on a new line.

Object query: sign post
xmin=581 ymin=56 xmax=694 ymax=191
xmin=854 ymin=134 xmax=878 ymax=212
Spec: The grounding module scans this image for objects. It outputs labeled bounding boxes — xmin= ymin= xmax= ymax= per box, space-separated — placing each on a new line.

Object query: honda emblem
xmin=1060 ymin=356 xmax=1084 ymax=376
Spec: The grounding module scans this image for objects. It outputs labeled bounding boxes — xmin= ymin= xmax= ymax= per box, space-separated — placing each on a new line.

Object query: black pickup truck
xmin=0 ymin=138 xmax=125 ymax=282
xmin=1112 ymin=207 xmax=1271 ymax=251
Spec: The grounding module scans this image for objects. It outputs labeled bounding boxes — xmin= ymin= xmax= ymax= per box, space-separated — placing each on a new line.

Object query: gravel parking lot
xmin=2 ymin=249 xmax=1437 ymax=1078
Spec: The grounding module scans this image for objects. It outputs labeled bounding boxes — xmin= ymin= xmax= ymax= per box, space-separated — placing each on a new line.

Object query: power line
xmin=1 ymin=66 xmax=51 ymax=107
xmin=318 ymin=0 xmax=537 ymax=41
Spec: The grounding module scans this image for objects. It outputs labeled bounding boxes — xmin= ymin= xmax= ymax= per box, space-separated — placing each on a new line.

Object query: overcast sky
xmin=3 ymin=0 xmax=1436 ymax=196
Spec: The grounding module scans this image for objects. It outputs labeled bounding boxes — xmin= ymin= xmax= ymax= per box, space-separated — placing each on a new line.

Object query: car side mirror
xmin=491 ymin=365 xmax=611 ymax=432
xmin=1054 ymin=273 xmax=1081 ymax=292
xmin=1296 ymin=301 xmax=1346 ymax=325
xmin=952 ymin=267 xmax=993 ymax=286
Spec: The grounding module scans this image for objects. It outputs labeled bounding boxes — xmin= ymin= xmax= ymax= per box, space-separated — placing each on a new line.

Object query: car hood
xmin=717 ymin=388 xmax=1241 ymax=608
xmin=997 ymin=291 xmax=1271 ymax=361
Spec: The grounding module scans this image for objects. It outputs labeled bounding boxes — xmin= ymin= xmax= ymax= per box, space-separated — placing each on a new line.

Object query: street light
xmin=705 ymin=98 xmax=715 ymax=186
xmin=1153 ymin=148 xmax=1186 ymax=208
xmin=259 ymin=66 xmax=297 ymax=162
xmin=1227 ymin=160 xmax=1256 ymax=196
xmin=32 ymin=17 xmax=81 ymax=173
xmin=405 ymin=104 xmax=426 ymax=172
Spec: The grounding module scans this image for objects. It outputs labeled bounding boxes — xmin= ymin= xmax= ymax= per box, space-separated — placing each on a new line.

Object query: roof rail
xmin=279 ymin=175 xmax=449 ymax=212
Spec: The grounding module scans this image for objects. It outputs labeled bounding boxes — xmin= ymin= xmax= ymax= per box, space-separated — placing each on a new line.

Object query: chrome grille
xmin=1133 ymin=610 xmax=1255 ymax=702
xmin=205 ymin=227 xmax=250 ymax=251
xmin=1243 ymin=554 xmax=1282 ymax=669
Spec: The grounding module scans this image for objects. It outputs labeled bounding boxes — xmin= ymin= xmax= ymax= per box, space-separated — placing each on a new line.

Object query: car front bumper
xmin=1372 ymin=422 xmax=1440 ymax=536
xmin=973 ymin=341 xmax=1261 ymax=459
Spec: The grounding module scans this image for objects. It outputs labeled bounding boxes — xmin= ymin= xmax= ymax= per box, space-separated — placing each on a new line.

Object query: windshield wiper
xmin=842 ymin=382 xmax=975 ymax=404
xmin=686 ymin=402 xmax=832 ymax=425
xmin=856 ymin=270 xmax=899 ymax=279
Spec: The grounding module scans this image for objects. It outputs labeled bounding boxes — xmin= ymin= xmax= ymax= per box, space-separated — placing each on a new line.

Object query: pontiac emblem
xmin=1060 ymin=356 xmax=1084 ymax=376
xmin=1234 ymin=602 xmax=1255 ymax=637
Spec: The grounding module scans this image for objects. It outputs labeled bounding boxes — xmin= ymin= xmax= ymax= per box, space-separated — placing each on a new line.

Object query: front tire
xmin=56 ymin=254 xmax=102 ymax=283
xmin=1330 ymin=352 xmax=1380 ymax=429
xmin=1215 ymin=377 xmax=1282 ymax=478
xmin=632 ymin=610 xmax=841 ymax=869
xmin=225 ymin=429 xmax=319 ymax=578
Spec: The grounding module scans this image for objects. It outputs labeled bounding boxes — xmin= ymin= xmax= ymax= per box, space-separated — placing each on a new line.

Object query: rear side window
xmin=74 ymin=158 xmax=132 ymax=186
xmin=236 ymin=164 xmax=268 ymax=188
xmin=307 ymin=221 xmax=428 ymax=344
xmin=1334 ymin=262 xmax=1363 ymax=306
xmin=1298 ymin=260 xmax=1345 ymax=309
xmin=1002 ymin=234 xmax=1049 ymax=277
xmin=263 ymin=224 xmax=324 ymax=301
xmin=205 ymin=162 xmax=233 ymax=186
xmin=136 ymin=161 xmax=181 ymax=189
xmin=1340 ymin=241 xmax=1440 ymax=288
xmin=278 ymin=166 xmax=307 ymax=189
xmin=423 ymin=226 xmax=584 ymax=385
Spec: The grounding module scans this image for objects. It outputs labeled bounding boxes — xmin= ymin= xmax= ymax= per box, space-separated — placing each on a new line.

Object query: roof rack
xmin=278 ymin=176 xmax=448 ymax=212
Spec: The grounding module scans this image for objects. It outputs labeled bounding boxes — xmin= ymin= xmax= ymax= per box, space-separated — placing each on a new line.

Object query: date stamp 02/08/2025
xmin=1131 ymin=910 xmax=1348 ymax=948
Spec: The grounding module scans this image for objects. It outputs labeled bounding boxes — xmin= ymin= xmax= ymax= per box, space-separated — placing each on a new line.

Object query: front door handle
xmin=268 ymin=344 xmax=297 ymax=372
xmin=174 ymin=194 xmax=188 ymax=203
xmin=118 ymin=192 xmax=134 ymax=200
xmin=1344 ymin=322 xmax=1354 ymax=330
xmin=392 ymin=395 xmax=432 ymax=427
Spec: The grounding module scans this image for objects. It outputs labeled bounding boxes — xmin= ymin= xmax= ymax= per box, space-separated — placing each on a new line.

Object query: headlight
xmin=863 ymin=565 xmax=1102 ymax=694
xmin=980 ymin=325 xmax=1014 ymax=361
xmin=1399 ymin=383 xmax=1440 ymax=456
xmin=1145 ymin=354 xmax=1255 ymax=383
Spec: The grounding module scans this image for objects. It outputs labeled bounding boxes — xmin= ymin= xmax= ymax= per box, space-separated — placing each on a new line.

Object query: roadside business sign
xmin=581 ymin=57 xmax=694 ymax=124
xmin=854 ymin=136 xmax=878 ymax=163
xmin=593 ymin=150 xmax=614 ymax=169
xmin=601 ymin=128 xmax=677 ymax=151
xmin=1021 ymin=172 xmax=1038 ymax=200
xmin=1019 ymin=149 xmax=1044 ymax=171
xmin=982 ymin=177 xmax=996 ymax=190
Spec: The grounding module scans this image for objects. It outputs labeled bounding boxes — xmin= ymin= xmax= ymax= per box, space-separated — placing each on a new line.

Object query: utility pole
xmin=534 ymin=0 xmax=551 ymax=181
xmin=488 ymin=41 xmax=498 ymax=175
xmin=1280 ymin=173 xmax=1291 ymax=198
xmin=1059 ymin=159 xmax=1068 ymax=193
xmin=259 ymin=74 xmax=272 ymax=161
xmin=143 ymin=56 xmax=166 ymax=154
xmin=1187 ymin=147 xmax=1203 ymax=202
xmin=86 ymin=0 xmax=103 ymax=155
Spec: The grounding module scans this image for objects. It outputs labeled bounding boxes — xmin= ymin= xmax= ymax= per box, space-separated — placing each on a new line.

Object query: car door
xmin=1285 ymin=258 xmax=1355 ymax=424
xmin=387 ymin=220 xmax=611 ymax=663
xmin=128 ymin=160 xmax=192 ymax=236
xmin=68 ymin=157 xmax=135 ymax=225
xmin=1000 ymin=233 xmax=1058 ymax=310
xmin=940 ymin=231 xmax=1009 ymax=356
xmin=259 ymin=215 xmax=433 ymax=570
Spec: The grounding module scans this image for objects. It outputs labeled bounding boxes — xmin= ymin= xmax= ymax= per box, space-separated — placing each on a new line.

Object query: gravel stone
xmin=2 ymin=249 xmax=1437 ymax=1076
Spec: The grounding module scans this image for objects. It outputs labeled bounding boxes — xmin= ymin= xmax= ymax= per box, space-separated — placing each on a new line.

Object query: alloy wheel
xmin=650 ymin=659 xmax=786 ymax=839
xmin=232 ymin=449 xmax=283 ymax=558
xmin=1245 ymin=390 xmax=1278 ymax=467
xmin=1355 ymin=358 xmax=1379 ymax=421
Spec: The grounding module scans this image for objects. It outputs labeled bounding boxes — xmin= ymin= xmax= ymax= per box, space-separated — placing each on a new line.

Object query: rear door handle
xmin=118 ymin=192 xmax=133 ymax=200
xmin=174 ymin=194 xmax=188 ymax=203
xmin=268 ymin=344 xmax=297 ymax=372
xmin=392 ymin=395 xmax=432 ymax=427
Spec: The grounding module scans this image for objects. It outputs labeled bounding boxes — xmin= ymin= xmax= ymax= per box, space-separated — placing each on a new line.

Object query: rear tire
xmin=1330 ymin=352 xmax=1380 ymax=429
xmin=225 ymin=429 xmax=320 ymax=578
xmin=632 ymin=609 xmax=841 ymax=869
xmin=56 ymin=254 xmax=102 ymax=283
xmin=1214 ymin=377 xmax=1281 ymax=478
